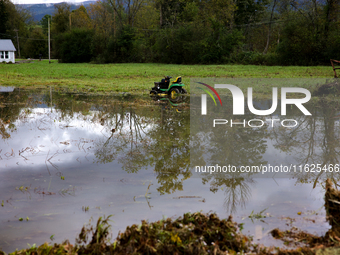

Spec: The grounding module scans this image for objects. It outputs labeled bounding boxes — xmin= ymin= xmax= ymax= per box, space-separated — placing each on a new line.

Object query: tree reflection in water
xmin=1 ymin=88 xmax=340 ymax=215
xmin=271 ymin=100 xmax=340 ymax=187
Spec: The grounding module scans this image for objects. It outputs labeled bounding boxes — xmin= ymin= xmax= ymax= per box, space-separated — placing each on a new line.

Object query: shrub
xmin=54 ymin=28 xmax=94 ymax=63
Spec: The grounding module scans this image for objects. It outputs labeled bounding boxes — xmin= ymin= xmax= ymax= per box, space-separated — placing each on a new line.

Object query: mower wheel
xmin=169 ymin=87 xmax=181 ymax=101
xmin=150 ymin=90 xmax=157 ymax=96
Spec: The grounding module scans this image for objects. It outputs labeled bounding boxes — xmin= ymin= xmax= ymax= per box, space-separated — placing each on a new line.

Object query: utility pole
xmin=48 ymin=17 xmax=51 ymax=63
xmin=13 ymin=29 xmax=20 ymax=58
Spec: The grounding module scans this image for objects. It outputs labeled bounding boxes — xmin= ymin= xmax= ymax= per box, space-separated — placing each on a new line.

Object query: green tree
xmin=52 ymin=2 xmax=71 ymax=34
xmin=107 ymin=25 xmax=136 ymax=62
xmin=234 ymin=0 xmax=268 ymax=26
xmin=23 ymin=27 xmax=47 ymax=59
xmin=1 ymin=1 xmax=33 ymax=56
xmin=70 ymin=5 xmax=92 ymax=29
xmin=277 ymin=12 xmax=324 ymax=65
xmin=158 ymin=0 xmax=186 ymax=27
xmin=200 ymin=0 xmax=236 ymax=27
xmin=40 ymin=14 xmax=51 ymax=35
xmin=0 ymin=0 xmax=9 ymax=39
xmin=55 ymin=28 xmax=94 ymax=63
xmin=88 ymin=0 xmax=114 ymax=62
xmin=134 ymin=0 xmax=159 ymax=29
xmin=107 ymin=0 xmax=146 ymax=27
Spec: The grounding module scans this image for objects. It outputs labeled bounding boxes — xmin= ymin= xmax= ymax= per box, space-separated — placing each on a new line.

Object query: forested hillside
xmin=19 ymin=1 xmax=96 ymax=21
xmin=0 ymin=0 xmax=339 ymax=65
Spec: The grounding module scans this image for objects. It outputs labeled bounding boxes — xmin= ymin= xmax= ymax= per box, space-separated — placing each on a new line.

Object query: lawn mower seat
xmin=172 ymin=76 xmax=182 ymax=83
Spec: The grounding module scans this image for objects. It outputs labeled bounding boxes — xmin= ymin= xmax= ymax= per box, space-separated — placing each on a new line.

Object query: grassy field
xmin=0 ymin=60 xmax=335 ymax=95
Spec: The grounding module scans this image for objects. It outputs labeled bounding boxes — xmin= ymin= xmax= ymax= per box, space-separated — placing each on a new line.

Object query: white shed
xmin=0 ymin=39 xmax=16 ymax=63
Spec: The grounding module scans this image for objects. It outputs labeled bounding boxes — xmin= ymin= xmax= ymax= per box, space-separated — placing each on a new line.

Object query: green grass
xmin=0 ymin=60 xmax=335 ymax=94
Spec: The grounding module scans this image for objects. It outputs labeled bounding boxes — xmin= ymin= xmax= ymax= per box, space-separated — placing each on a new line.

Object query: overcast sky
xmin=12 ymin=0 xmax=88 ymax=4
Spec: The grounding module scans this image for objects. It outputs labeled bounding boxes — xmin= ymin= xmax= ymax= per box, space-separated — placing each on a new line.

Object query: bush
xmin=151 ymin=24 xmax=244 ymax=64
xmin=229 ymin=51 xmax=280 ymax=65
xmin=55 ymin=28 xmax=94 ymax=63
xmin=103 ymin=26 xmax=137 ymax=63
xmin=200 ymin=26 xmax=244 ymax=64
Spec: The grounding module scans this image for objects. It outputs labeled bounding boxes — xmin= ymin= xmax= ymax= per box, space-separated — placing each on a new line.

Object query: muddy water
xmin=0 ymin=88 xmax=338 ymax=252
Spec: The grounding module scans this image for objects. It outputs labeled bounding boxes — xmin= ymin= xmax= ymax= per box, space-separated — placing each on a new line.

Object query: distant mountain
xmin=16 ymin=1 xmax=97 ymax=22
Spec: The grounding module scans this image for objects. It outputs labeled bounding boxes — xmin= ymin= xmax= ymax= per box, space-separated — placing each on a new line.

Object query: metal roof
xmin=0 ymin=40 xmax=16 ymax=51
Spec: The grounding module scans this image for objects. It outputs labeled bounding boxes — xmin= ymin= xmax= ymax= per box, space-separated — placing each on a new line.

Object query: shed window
xmin=5 ymin=51 xmax=9 ymax=59
xmin=0 ymin=51 xmax=3 ymax=59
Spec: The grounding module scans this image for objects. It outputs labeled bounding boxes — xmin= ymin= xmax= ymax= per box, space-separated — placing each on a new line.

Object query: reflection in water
xmin=0 ymin=88 xmax=336 ymax=252
xmin=191 ymin=97 xmax=340 ymax=196
xmin=270 ymin=101 xmax=340 ymax=186
xmin=205 ymin=177 xmax=255 ymax=214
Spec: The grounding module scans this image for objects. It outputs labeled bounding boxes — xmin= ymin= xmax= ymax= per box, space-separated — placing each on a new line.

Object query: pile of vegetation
xmin=2 ymin=179 xmax=340 ymax=254
xmin=1 ymin=213 xmax=251 ymax=255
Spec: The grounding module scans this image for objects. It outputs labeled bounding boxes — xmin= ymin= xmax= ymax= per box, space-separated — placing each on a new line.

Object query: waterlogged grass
xmin=0 ymin=60 xmax=335 ymax=95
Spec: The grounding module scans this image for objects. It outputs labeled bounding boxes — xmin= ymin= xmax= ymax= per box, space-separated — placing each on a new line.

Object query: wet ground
xmin=0 ymin=87 xmax=339 ymax=253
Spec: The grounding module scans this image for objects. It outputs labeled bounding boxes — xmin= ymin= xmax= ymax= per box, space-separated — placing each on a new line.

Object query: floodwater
xmin=0 ymin=88 xmax=338 ymax=253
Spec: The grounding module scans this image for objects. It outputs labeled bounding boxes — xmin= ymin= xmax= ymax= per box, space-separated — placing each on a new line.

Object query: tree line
xmin=1 ymin=0 xmax=340 ymax=65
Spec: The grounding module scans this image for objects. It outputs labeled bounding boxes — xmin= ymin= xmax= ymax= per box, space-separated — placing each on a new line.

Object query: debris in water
xmin=3 ymin=179 xmax=340 ymax=254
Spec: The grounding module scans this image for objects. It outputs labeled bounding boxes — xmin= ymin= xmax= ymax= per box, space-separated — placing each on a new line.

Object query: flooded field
xmin=0 ymin=87 xmax=338 ymax=253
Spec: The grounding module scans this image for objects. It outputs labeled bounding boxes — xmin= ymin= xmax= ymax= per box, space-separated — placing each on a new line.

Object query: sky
xmin=12 ymin=0 xmax=90 ymax=4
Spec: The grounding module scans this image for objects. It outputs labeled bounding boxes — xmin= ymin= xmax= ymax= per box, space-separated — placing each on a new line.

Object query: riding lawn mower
xmin=150 ymin=76 xmax=187 ymax=100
